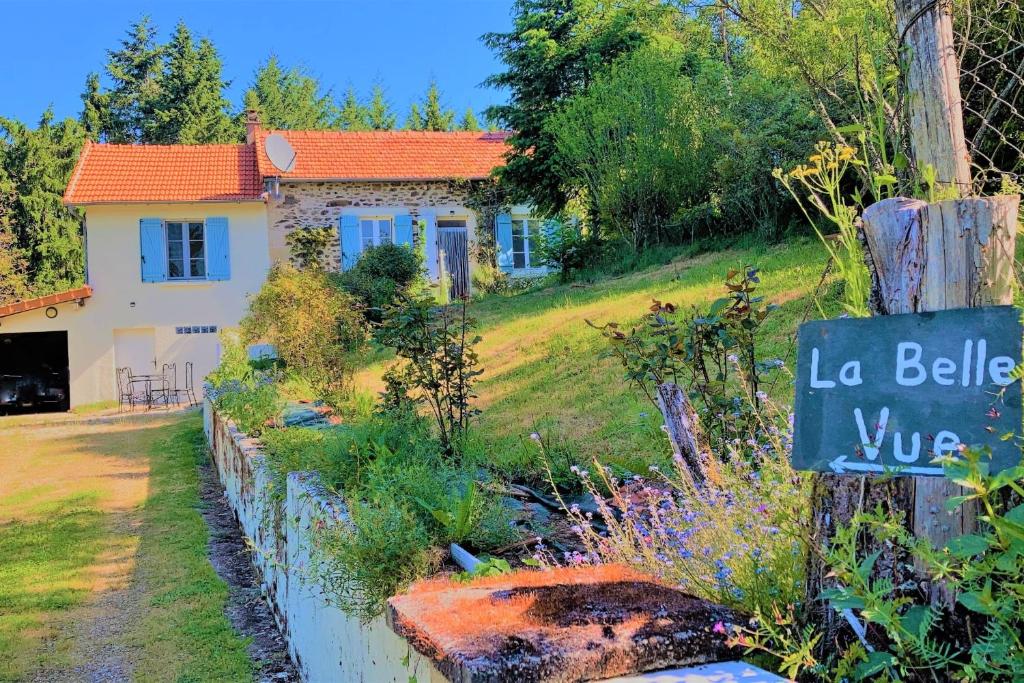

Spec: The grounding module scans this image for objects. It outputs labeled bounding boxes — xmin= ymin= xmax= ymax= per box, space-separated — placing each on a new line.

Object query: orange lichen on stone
xmin=387 ymin=564 xmax=744 ymax=683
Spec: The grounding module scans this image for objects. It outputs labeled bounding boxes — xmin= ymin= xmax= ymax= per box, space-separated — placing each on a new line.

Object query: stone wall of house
xmin=267 ymin=180 xmax=477 ymax=269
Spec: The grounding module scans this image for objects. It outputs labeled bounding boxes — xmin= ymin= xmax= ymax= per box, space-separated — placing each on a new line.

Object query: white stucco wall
xmin=0 ymin=201 xmax=270 ymax=407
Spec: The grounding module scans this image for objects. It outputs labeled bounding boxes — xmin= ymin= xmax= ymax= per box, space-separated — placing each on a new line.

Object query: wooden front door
xmin=437 ymin=221 xmax=470 ymax=300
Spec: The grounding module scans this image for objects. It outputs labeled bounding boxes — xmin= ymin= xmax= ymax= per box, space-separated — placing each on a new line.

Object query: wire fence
xmin=955 ymin=0 xmax=1024 ymax=192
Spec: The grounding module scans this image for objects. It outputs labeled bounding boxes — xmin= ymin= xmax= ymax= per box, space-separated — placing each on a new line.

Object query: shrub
xmin=590 ymin=267 xmax=783 ymax=444
xmin=241 ymin=263 xmax=365 ymax=401
xmin=313 ymin=497 xmax=440 ymax=622
xmin=262 ymin=409 xmax=517 ymax=621
xmin=206 ymin=330 xmax=282 ymax=436
xmin=336 ymin=243 xmax=423 ymax=321
xmin=374 ymin=296 xmax=482 ymax=457
xmin=534 ymin=220 xmax=607 ymax=282
xmin=551 ymin=405 xmax=805 ymax=616
xmin=732 ymin=447 xmax=1024 ymax=681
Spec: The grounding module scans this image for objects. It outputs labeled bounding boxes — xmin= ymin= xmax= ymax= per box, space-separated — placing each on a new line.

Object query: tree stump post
xmin=805 ymin=0 xmax=1020 ymax=633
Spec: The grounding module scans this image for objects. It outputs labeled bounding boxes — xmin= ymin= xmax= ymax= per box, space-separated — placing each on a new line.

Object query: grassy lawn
xmin=354 ymin=237 xmax=841 ymax=477
xmin=0 ymin=413 xmax=254 ymax=682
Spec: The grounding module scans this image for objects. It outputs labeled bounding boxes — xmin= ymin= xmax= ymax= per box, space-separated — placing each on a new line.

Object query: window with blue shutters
xmin=139 ymin=217 xmax=230 ymax=282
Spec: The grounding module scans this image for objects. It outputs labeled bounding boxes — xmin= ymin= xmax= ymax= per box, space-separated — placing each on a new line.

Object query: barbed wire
xmin=954 ymin=0 xmax=1024 ymax=192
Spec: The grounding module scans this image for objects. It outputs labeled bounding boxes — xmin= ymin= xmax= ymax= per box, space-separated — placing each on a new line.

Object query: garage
xmin=0 ymin=331 xmax=71 ymax=414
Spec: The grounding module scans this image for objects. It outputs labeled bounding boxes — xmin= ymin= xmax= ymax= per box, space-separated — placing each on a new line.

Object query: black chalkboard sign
xmin=793 ymin=306 xmax=1022 ymax=475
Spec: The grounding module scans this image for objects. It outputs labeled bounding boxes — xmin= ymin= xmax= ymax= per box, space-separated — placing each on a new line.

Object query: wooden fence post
xmin=805 ymin=0 xmax=1020 ymax=627
xmin=895 ymin=0 xmax=972 ymax=195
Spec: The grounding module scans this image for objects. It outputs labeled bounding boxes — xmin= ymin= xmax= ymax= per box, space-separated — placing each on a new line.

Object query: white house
xmin=0 ymin=118 xmax=549 ymax=410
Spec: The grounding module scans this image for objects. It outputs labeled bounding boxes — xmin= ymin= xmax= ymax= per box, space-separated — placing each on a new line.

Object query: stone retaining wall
xmin=203 ymin=402 xmax=784 ymax=683
xmin=205 ymin=401 xmax=446 ymax=682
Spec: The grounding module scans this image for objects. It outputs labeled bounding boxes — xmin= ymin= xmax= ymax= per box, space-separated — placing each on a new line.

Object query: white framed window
xmin=511 ymin=217 xmax=541 ymax=269
xmin=166 ymin=221 xmax=206 ymax=279
xmin=359 ymin=217 xmax=393 ymax=250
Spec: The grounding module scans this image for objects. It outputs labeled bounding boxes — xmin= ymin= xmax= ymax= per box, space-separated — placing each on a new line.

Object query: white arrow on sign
xmin=828 ymin=455 xmax=945 ymax=476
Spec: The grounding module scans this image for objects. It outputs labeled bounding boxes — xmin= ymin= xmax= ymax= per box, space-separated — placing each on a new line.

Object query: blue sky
xmin=0 ymin=0 xmax=514 ymax=126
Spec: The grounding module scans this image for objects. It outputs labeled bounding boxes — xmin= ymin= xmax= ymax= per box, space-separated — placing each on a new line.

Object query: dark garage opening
xmin=0 ymin=331 xmax=70 ymax=414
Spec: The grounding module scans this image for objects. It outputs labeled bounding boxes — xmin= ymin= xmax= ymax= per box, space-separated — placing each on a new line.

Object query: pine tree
xmin=421 ymin=81 xmax=455 ymax=131
xmin=148 ymin=22 xmax=236 ymax=143
xmin=366 ymin=85 xmax=397 ymax=130
xmin=404 ymin=102 xmax=425 ymax=131
xmin=459 ymin=107 xmax=481 ymax=132
xmin=103 ymin=17 xmax=163 ymax=143
xmin=337 ymin=88 xmax=370 ymax=131
xmin=243 ymin=55 xmax=339 ymax=130
xmin=79 ymin=73 xmax=108 ymax=142
xmin=0 ymin=110 xmax=86 ymax=295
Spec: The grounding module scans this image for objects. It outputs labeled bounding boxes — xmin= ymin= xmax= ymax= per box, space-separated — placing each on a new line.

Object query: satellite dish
xmin=264 ymin=133 xmax=296 ymax=173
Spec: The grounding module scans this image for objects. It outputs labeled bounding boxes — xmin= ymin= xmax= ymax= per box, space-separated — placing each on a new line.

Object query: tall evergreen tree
xmin=103 ymin=17 xmax=163 ymax=143
xmin=459 ymin=107 xmax=481 ymax=132
xmin=243 ymin=56 xmax=339 ymax=130
xmin=337 ymin=88 xmax=370 ymax=131
xmin=0 ymin=110 xmax=86 ymax=295
xmin=79 ymin=73 xmax=108 ymax=142
xmin=366 ymin=85 xmax=397 ymax=130
xmin=404 ymin=102 xmax=425 ymax=131
xmin=421 ymin=81 xmax=456 ymax=131
xmin=149 ymin=22 xmax=236 ymax=143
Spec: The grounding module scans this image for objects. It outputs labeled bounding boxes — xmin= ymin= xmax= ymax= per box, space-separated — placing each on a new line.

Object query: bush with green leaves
xmin=374 ymin=296 xmax=482 ymax=457
xmin=590 ymin=267 xmax=781 ymax=444
xmin=335 ymin=243 xmax=423 ymax=321
xmin=534 ymin=220 xmax=607 ymax=283
xmin=259 ymin=409 xmax=518 ymax=620
xmin=731 ymin=446 xmax=1024 ymax=681
xmin=205 ymin=330 xmax=282 ymax=436
xmin=241 ymin=263 xmax=365 ymax=402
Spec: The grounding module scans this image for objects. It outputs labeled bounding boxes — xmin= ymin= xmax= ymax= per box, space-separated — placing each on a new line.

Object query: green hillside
xmin=355 ymin=237 xmax=841 ymax=477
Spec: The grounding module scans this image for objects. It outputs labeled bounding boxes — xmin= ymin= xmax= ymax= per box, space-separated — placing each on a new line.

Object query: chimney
xmin=245 ymin=109 xmax=261 ymax=144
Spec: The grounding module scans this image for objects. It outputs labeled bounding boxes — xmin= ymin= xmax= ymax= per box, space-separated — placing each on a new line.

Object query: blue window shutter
xmin=205 ymin=217 xmax=231 ymax=280
xmin=495 ymin=213 xmax=513 ymax=272
xmin=394 ymin=215 xmax=414 ymax=248
xmin=140 ymin=218 xmax=166 ymax=282
xmin=421 ymin=212 xmax=439 ymax=280
xmin=340 ymin=215 xmax=360 ymax=271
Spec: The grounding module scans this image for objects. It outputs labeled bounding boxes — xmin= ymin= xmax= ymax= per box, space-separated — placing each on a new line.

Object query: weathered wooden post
xmin=804 ymin=0 xmax=1020 ymax=626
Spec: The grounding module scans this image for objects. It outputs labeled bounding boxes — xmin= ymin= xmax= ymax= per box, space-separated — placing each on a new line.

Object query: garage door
xmin=0 ymin=331 xmax=70 ymax=414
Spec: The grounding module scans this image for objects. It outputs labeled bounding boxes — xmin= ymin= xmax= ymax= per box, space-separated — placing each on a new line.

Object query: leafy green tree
xmin=148 ymin=22 xmax=237 ymax=143
xmin=421 ymin=81 xmax=455 ymax=131
xmin=459 ymin=107 xmax=481 ymax=132
xmin=79 ymin=73 xmax=108 ymax=142
xmin=338 ymin=88 xmax=370 ymax=131
xmin=366 ymin=85 xmax=397 ymax=130
xmin=404 ymin=102 xmax=425 ymax=131
xmin=548 ymin=46 xmax=709 ymax=250
xmin=483 ymin=0 xmax=664 ymax=213
xmin=242 ymin=55 xmax=340 ymax=130
xmin=0 ymin=111 xmax=86 ymax=294
xmin=102 ymin=17 xmax=163 ymax=143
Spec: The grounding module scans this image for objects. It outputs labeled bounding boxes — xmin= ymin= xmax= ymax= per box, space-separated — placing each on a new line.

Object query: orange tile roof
xmin=64 ymin=141 xmax=263 ymax=205
xmin=255 ymin=129 xmax=511 ymax=181
xmin=0 ymin=286 xmax=93 ymax=319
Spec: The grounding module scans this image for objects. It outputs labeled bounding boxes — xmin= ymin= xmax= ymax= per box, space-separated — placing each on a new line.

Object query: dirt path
xmin=0 ymin=411 xmax=295 ymax=682
xmin=197 ymin=457 xmax=297 ymax=682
